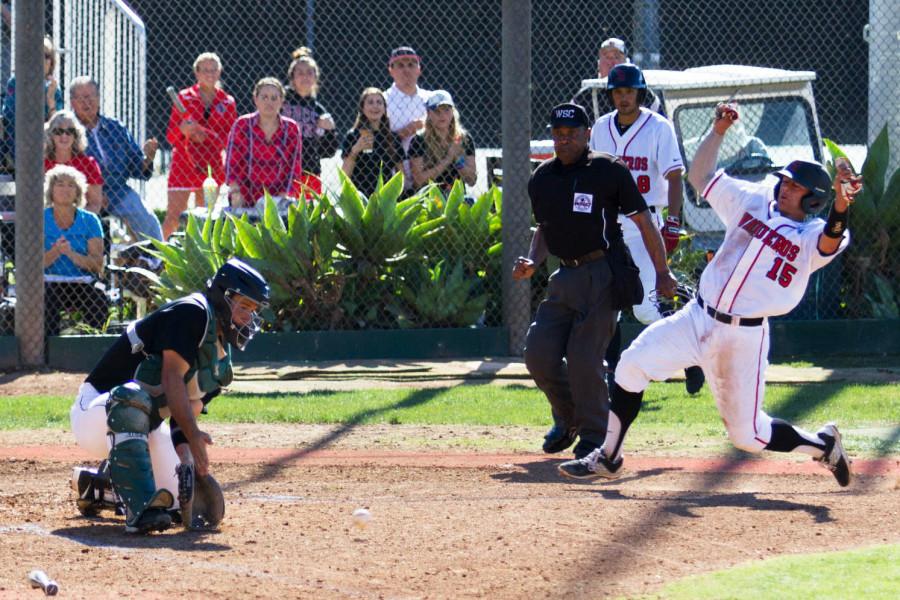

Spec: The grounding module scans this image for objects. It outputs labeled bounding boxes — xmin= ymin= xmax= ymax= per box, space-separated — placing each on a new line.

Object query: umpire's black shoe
xmin=684 ymin=365 xmax=705 ymax=395
xmin=558 ymin=449 xmax=623 ymax=480
xmin=572 ymin=438 xmax=602 ymax=459
xmin=542 ymin=424 xmax=577 ymax=454
xmin=815 ymin=423 xmax=852 ymax=487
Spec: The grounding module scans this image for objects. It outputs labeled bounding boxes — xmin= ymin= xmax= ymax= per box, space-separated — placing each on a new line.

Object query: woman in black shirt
xmin=408 ymin=90 xmax=476 ymax=192
xmin=341 ymin=87 xmax=403 ymax=198
xmin=281 ymin=47 xmax=338 ymax=198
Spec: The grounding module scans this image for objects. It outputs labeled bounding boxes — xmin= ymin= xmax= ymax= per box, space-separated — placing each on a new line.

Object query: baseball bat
xmin=166 ymin=86 xmax=187 ymax=114
xmin=28 ymin=570 xmax=59 ymax=596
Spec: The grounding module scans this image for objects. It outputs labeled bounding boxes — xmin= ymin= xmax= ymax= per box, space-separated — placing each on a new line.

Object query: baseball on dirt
xmin=352 ymin=508 xmax=371 ymax=529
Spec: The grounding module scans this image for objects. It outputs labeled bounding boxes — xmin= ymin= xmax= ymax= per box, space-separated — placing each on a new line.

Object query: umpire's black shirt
xmin=528 ymin=149 xmax=647 ymax=259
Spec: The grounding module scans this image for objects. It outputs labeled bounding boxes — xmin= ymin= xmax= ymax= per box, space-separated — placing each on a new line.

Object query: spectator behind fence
xmin=341 ymin=87 xmax=403 ymax=198
xmin=408 ymin=90 xmax=476 ymax=192
xmin=385 ymin=46 xmax=431 ymax=190
xmin=42 ymin=165 xmax=108 ymax=336
xmin=44 ymin=110 xmax=104 ymax=214
xmin=282 ymin=46 xmax=338 ymax=199
xmin=225 ymin=77 xmax=303 ymax=209
xmin=69 ymin=76 xmax=163 ymax=241
xmin=571 ymin=37 xmax=663 ymax=122
xmin=1 ymin=35 xmax=64 ymax=166
xmin=162 ymin=52 xmax=238 ymax=240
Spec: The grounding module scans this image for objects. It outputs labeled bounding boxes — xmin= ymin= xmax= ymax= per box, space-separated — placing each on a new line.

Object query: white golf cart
xmin=533 ymin=65 xmax=827 ymax=238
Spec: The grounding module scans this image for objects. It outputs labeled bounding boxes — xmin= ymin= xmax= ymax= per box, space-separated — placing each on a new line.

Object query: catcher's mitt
xmin=176 ymin=463 xmax=225 ymax=531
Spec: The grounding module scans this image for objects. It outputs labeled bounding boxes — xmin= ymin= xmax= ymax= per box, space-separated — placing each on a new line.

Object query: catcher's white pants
xmin=620 ymin=210 xmax=664 ymax=325
xmin=615 ymin=300 xmax=774 ymax=452
xmin=70 ymin=383 xmax=180 ymax=495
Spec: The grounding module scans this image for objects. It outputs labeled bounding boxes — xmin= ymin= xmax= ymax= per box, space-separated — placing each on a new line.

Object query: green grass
xmin=4 ymin=381 xmax=899 ymax=455
xmin=654 ymin=543 xmax=900 ymax=599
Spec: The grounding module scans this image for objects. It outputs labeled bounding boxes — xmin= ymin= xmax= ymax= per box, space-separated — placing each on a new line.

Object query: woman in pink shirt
xmin=225 ymin=78 xmax=303 ymax=208
xmin=44 ymin=110 xmax=104 ymax=213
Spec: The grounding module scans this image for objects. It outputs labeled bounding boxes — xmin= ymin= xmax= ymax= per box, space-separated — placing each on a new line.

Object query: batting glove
xmin=661 ymin=216 xmax=683 ymax=255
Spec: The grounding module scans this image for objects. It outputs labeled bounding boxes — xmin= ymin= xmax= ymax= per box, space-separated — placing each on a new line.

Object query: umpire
xmin=513 ymin=103 xmax=676 ymax=459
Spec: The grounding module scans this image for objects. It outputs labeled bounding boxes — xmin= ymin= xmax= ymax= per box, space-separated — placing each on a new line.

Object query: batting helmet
xmin=774 ymin=160 xmax=831 ymax=215
xmin=650 ymin=283 xmax=696 ymax=318
xmin=206 ymin=258 xmax=270 ymax=350
xmin=606 ymin=64 xmax=647 ymax=103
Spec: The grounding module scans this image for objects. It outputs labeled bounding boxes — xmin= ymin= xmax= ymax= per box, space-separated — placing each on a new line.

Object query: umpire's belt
xmin=697 ymin=295 xmax=764 ymax=327
xmin=559 ymin=248 xmax=606 ymax=268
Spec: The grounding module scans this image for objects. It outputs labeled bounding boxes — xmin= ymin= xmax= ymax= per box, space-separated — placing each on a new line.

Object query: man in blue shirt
xmin=68 ymin=76 xmax=162 ymax=241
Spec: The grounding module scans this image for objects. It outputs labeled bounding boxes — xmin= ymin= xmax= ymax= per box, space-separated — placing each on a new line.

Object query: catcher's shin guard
xmin=106 ymin=383 xmax=173 ymax=533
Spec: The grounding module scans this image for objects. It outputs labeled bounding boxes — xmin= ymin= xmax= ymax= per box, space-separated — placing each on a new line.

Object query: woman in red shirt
xmin=163 ymin=52 xmax=238 ymax=238
xmin=225 ymin=78 xmax=303 ymax=209
xmin=43 ymin=110 xmax=104 ymax=213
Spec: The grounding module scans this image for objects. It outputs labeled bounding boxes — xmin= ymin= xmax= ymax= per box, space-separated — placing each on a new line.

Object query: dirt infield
xmin=1 ymin=436 xmax=898 ymax=599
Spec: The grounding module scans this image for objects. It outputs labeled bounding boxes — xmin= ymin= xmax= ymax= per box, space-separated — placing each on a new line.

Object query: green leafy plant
xmin=391 ymin=259 xmax=488 ymax=328
xmin=230 ymin=194 xmax=345 ymax=331
xmin=330 ymin=171 xmax=441 ymax=328
xmin=419 ymin=182 xmax=502 ymax=271
xmin=825 ymin=126 xmax=900 ymax=318
xmin=144 ymin=207 xmax=227 ymax=304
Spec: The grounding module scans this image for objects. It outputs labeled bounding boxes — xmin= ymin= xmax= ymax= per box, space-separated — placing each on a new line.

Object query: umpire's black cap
xmin=549 ymin=103 xmax=591 ymax=128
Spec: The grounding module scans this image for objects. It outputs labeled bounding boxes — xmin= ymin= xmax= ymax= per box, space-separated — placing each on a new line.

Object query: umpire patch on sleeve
xmin=573 ymin=193 xmax=593 ymax=213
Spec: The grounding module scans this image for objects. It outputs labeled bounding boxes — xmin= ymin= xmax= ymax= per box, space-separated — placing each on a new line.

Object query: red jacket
xmin=225 ymin=113 xmax=303 ymax=206
xmin=165 ymin=84 xmax=237 ymax=186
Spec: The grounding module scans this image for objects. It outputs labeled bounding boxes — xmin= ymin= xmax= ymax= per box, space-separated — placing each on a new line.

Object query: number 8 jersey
xmin=589 ymin=107 xmax=683 ymax=209
xmin=699 ymin=170 xmax=850 ymax=318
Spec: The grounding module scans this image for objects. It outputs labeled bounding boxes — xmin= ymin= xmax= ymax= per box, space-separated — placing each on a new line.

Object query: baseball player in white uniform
xmin=590 ymin=64 xmax=705 ymax=394
xmin=559 ymin=102 xmax=859 ymax=486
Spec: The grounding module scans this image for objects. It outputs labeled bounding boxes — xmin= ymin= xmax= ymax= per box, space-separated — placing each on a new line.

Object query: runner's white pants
xmin=615 ymin=300 xmax=774 ymax=452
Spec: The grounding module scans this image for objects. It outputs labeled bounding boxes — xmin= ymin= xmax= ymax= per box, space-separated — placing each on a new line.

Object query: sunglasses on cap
xmin=52 ymin=127 xmax=77 ymax=136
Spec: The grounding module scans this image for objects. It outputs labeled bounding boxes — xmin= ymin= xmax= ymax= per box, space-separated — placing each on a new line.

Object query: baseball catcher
xmin=69 ymin=258 xmax=269 ymax=533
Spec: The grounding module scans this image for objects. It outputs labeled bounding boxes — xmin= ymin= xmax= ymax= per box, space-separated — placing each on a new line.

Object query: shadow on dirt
xmin=593 ymin=488 xmax=834 ymax=523
xmin=53 ymin=521 xmax=231 ymax=551
xmin=490 ymin=461 xmax=680 ymax=485
xmin=223 ymin=387 xmax=446 ymax=492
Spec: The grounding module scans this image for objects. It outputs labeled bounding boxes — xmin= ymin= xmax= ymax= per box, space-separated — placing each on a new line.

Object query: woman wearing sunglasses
xmin=44 ymin=110 xmax=104 ymax=213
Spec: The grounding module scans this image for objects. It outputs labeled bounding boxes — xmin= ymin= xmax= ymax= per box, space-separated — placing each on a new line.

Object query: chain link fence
xmin=2 ymin=0 xmax=898 ymax=354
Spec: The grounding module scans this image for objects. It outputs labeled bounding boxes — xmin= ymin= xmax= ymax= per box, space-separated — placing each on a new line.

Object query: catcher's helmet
xmin=206 ymin=258 xmax=270 ymax=350
xmin=774 ymin=160 xmax=831 ymax=215
xmin=650 ymin=283 xmax=696 ymax=318
xmin=606 ymin=64 xmax=647 ymax=104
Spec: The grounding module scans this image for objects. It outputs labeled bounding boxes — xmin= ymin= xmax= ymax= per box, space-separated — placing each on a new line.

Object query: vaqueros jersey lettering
xmin=590 ymin=107 xmax=683 ymax=208
xmin=699 ymin=170 xmax=850 ymax=318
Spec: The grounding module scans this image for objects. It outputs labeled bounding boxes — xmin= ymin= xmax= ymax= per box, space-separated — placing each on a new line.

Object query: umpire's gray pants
xmin=524 ymin=259 xmax=617 ymax=444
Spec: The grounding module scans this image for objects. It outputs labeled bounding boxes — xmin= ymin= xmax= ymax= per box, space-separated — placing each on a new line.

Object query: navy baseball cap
xmin=389 ymin=46 xmax=421 ymax=66
xmin=549 ymin=103 xmax=590 ymax=128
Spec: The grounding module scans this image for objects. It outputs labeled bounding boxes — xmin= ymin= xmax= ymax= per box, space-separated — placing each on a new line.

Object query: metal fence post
xmin=501 ymin=0 xmax=532 ymax=356
xmin=868 ymin=0 xmax=900 ymax=174
xmin=13 ymin=0 xmax=45 ymax=366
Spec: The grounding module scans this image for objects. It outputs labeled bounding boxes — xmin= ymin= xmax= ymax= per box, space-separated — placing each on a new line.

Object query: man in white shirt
xmin=385 ymin=46 xmax=431 ymax=189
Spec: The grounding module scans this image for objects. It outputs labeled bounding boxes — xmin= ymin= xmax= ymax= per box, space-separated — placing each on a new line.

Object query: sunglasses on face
xmin=52 ymin=127 xmax=76 ymax=136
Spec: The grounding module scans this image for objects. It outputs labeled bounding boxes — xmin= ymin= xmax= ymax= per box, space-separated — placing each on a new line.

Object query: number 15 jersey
xmin=699 ymin=170 xmax=850 ymax=319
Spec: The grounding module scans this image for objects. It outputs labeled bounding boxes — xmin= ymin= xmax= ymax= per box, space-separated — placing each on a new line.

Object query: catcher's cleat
xmin=125 ymin=507 xmax=172 ymax=534
xmin=684 ymin=365 xmax=705 ymax=395
xmin=815 ymin=423 xmax=851 ymax=487
xmin=542 ymin=424 xmax=577 ymax=454
xmin=558 ymin=448 xmax=623 ymax=481
xmin=72 ymin=461 xmax=123 ymax=517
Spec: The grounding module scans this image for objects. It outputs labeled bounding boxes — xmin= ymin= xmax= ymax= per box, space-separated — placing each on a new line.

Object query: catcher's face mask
xmin=224 ymin=291 xmax=264 ymax=350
